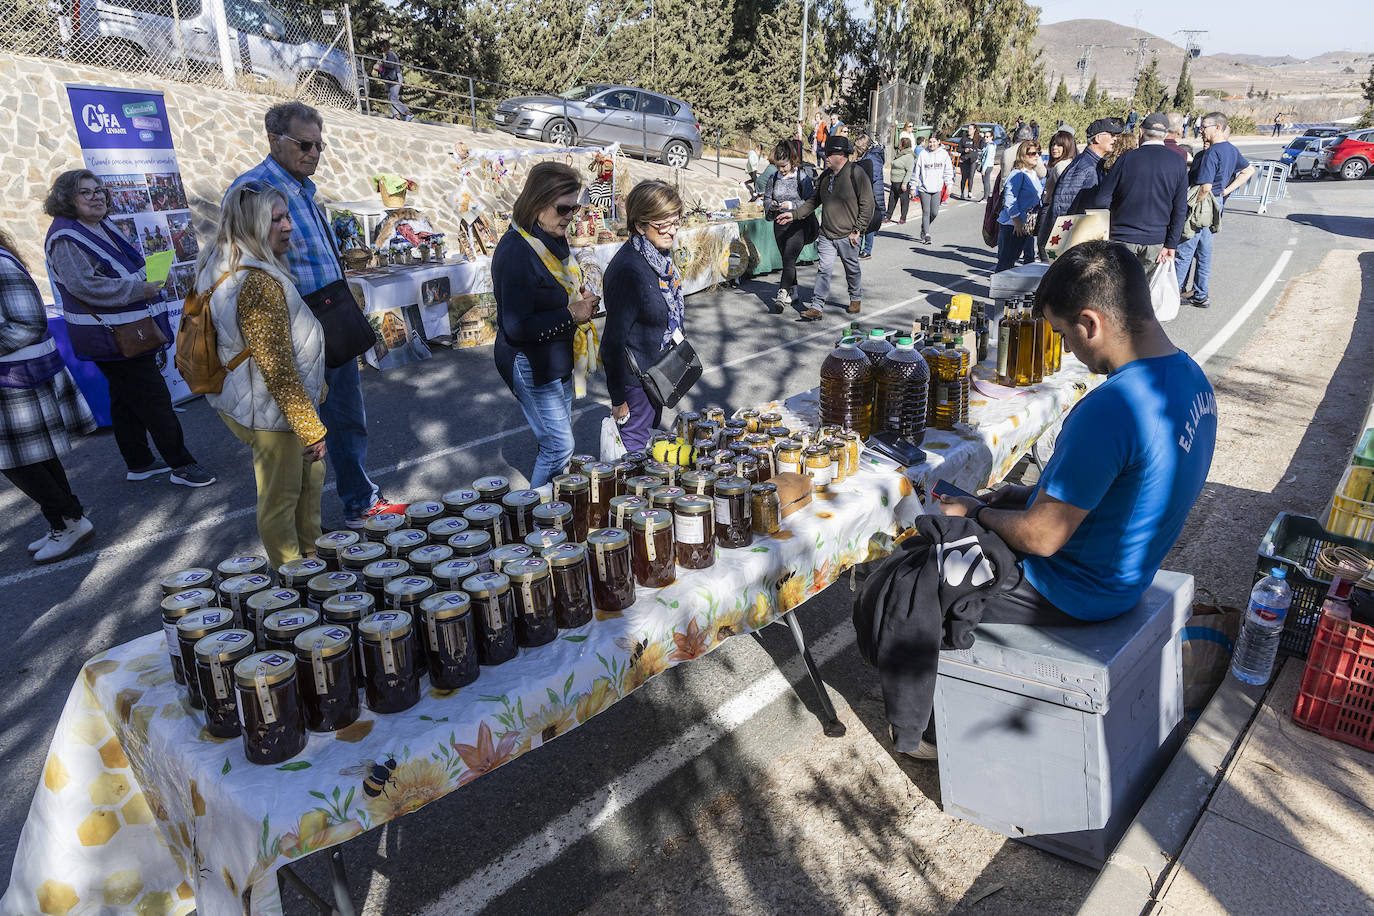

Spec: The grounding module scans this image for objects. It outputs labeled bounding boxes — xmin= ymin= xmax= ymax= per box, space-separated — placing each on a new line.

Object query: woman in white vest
xmin=196 ymin=182 xmax=327 ymax=566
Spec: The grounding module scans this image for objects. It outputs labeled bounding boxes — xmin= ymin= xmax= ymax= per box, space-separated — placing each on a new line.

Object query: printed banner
xmin=63 ymin=84 xmax=196 ymax=403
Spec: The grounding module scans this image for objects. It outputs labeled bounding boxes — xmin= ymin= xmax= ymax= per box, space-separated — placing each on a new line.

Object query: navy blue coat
xmin=600 ymin=240 xmax=674 ymax=405
xmin=491 ymin=226 xmax=580 ymax=389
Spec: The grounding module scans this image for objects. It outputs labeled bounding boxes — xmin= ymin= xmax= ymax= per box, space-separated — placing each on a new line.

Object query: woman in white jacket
xmin=909 ymin=134 xmax=955 ymax=246
xmin=195 ymin=182 xmax=327 ymax=566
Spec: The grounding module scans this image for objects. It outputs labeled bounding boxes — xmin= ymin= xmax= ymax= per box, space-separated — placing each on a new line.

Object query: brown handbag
xmin=80 ymin=302 xmax=169 ymax=358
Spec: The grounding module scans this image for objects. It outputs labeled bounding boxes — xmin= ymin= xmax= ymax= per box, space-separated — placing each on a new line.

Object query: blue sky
xmin=1035 ymin=0 xmax=1367 ymax=59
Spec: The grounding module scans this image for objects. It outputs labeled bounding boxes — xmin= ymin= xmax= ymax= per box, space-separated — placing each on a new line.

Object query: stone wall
xmin=0 ymin=51 xmax=744 ymax=292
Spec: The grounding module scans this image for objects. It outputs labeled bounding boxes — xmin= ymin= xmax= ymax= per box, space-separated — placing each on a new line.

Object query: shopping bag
xmin=940 ymin=183 xmax=949 ymax=204
xmin=1149 ymin=259 xmax=1181 ymax=322
xmin=1181 ymin=588 xmax=1242 ymax=716
xmin=600 ymin=415 xmax=627 ymax=462
xmin=1044 ymin=208 xmax=1111 ymax=260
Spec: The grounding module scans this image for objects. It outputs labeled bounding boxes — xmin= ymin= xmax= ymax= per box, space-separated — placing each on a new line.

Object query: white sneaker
xmin=33 ymin=516 xmax=95 ymax=564
xmin=900 ymin=739 xmax=939 ymax=761
xmin=29 ymin=517 xmax=81 ymax=553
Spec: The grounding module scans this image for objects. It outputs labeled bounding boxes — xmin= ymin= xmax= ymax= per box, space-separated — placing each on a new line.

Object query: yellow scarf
xmin=515 ymin=223 xmax=601 ymax=397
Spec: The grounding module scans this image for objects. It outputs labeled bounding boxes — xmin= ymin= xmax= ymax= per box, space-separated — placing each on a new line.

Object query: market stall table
xmin=735 ymin=216 xmax=818 ymax=277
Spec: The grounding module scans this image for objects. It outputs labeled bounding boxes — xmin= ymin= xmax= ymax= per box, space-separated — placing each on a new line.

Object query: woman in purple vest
xmin=0 ymin=229 xmax=98 ymax=563
xmin=43 ymin=170 xmax=214 ymax=487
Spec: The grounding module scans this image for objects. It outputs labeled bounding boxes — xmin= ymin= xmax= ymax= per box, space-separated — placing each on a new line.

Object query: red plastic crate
xmin=1292 ymin=613 xmax=1374 ymax=752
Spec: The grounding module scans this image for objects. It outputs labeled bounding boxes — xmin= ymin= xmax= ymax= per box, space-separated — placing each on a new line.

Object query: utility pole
xmin=1075 ymin=43 xmax=1103 ymax=99
xmin=1127 ymin=36 xmax=1151 ymax=88
xmin=797 ymin=0 xmax=809 ymax=137
xmin=1176 ymin=29 xmax=1207 ymax=59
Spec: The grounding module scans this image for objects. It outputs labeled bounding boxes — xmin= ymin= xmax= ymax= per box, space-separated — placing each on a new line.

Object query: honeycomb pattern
xmin=43 ymin=754 xmax=70 ymax=793
xmin=102 ymin=870 xmax=142 ymax=907
xmin=122 ymin=793 xmax=154 ymax=825
xmin=134 ymin=890 xmax=174 ymax=916
xmin=36 ymin=879 xmax=79 ymax=915
xmin=76 ymin=809 xmax=120 ymax=846
xmin=97 ymin=738 xmax=129 ymax=770
xmin=87 ymin=772 xmax=131 ymax=807
xmin=70 ymin=714 xmax=110 ymax=746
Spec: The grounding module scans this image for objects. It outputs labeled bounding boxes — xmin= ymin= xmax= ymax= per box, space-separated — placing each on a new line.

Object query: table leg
xmin=330 ymin=847 xmax=357 ymax=916
xmin=780 ymin=610 xmax=847 ymax=738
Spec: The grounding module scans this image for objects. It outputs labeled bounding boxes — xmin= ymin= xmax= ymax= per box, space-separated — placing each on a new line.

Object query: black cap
xmin=1086 ymin=118 xmax=1125 ymax=138
xmin=1141 ymin=112 xmax=1170 ymax=132
xmin=822 ymin=135 xmax=852 ymax=156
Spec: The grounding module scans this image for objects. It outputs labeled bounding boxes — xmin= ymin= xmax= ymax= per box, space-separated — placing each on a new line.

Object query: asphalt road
xmin=4 ymin=141 xmax=1368 ymax=911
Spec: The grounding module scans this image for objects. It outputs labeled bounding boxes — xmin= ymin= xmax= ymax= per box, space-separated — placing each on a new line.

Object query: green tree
xmin=1364 ymin=62 xmax=1374 ymax=106
xmin=1173 ymin=54 xmax=1194 ymax=110
xmin=1052 ymin=76 xmax=1071 ymax=105
xmin=1134 ymin=56 xmax=1167 ymax=109
xmin=1083 ymin=74 xmax=1099 ymax=106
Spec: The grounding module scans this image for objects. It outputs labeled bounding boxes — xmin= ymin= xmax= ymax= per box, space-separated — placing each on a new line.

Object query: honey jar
xmin=692 ymin=436 xmax=716 ymax=458
xmin=277 ymin=558 xmax=328 ymax=590
xmin=611 ymin=461 xmax=638 ymax=494
xmin=441 ymin=487 xmax=482 ymax=517
xmin=338 ymin=541 xmax=387 ymax=573
xmin=215 ymin=554 xmax=270 ymax=586
xmin=625 ymin=475 xmax=664 ymax=498
xmin=551 ymin=474 xmax=592 ymax=542
xmin=417 ymin=591 xmax=479 ymax=690
xmin=218 ymin=573 xmax=275 ymax=621
xmin=292 ymin=625 xmax=360 ymax=731
xmin=461 ymin=572 xmax=518 ymax=666
xmin=739 ymin=408 xmax=761 ymax=432
xmin=176 ymin=608 xmax=235 ymax=708
xmin=487 ymin=544 xmax=535 ymax=571
xmin=362 ymin=512 xmax=406 ymax=542
xmin=774 ymin=440 xmax=803 ymax=476
xmin=608 ymin=494 xmax=648 ymax=529
xmin=758 ymin=412 xmax=783 ymax=431
xmin=384 ymin=528 xmax=428 ymax=559
xmin=447 ymin=530 xmax=494 ymax=570
xmin=649 ymin=485 xmax=687 ymax=512
xmin=676 ymin=410 xmax=702 ymax=443
xmin=584 ymin=463 xmax=617 ymax=529
xmin=765 ymin=425 xmax=791 ymax=442
xmin=431 ymin=558 xmax=482 ymax=592
xmin=407 ymin=544 xmax=454 ymax=576
xmin=525 ymin=528 xmax=568 ymax=554
xmin=358 ymin=612 xmax=421 ymax=714
xmin=462 ymin=502 xmax=506 ymax=547
xmin=245 ymin=587 xmax=302 ymax=645
xmin=642 ymin=460 xmax=678 ymax=486
xmin=314 ymin=531 xmax=360 ymax=569
xmin=840 ymin=431 xmax=863 ymax=471
xmin=403 ymin=500 xmax=445 ymax=529
xmin=673 ymin=496 xmax=715 ymax=570
xmin=193 ymin=629 xmax=256 ymax=738
xmin=721 ymin=420 xmax=748 ymax=444
xmin=703 ymin=407 xmax=726 ymax=424
xmin=159 ymin=567 xmax=213 ymax=597
xmin=426 ymin=516 xmax=469 ymax=542
xmin=473 ymin=475 xmax=511 ymax=502
xmin=384 ymin=574 xmax=436 ymax=615
xmin=501 ymin=488 xmax=543 ymax=542
xmin=504 ymin=557 xmax=558 ymax=647
xmin=620 ymin=449 xmax=648 ymax=471
xmin=362 ymin=559 xmax=411 ymax=606
xmin=546 ymin=543 xmax=593 ymax=628
xmin=586 ymin=527 xmax=636 ymax=612
xmin=803 ymin=445 xmax=834 ymax=491
xmin=630 ymin=508 xmax=676 ymax=588
xmin=569 ymin=454 xmax=598 ymax=473
xmin=532 ymin=499 xmax=574 ymax=534
xmin=306 ymin=571 xmax=360 ymax=611
xmin=741 ymin=432 xmax=772 ymax=451
xmin=748 ymin=447 xmax=776 ymax=481
xmin=321 ymin=591 xmax=374 ymax=681
xmin=263 ymin=608 xmax=321 ymax=653
xmin=233 ymin=650 xmax=307 ymax=764
xmin=732 ymin=455 xmax=761 ymax=485
xmin=824 ymin=438 xmax=848 ymax=484
xmin=750 ymin=483 xmax=782 ymax=536
xmin=161 ymin=588 xmax=217 ymax=684
xmin=679 ymin=469 xmax=717 ymax=498
xmin=709 ymin=463 xmax=735 ymax=479
xmin=713 ymin=476 xmax=754 ymax=548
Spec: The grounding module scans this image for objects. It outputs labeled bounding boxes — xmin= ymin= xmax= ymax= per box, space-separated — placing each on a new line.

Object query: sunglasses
xmin=554 ymin=203 xmax=582 ymax=217
xmin=276 ymin=134 xmax=327 ymax=153
xmin=648 ymin=217 xmax=682 ymax=232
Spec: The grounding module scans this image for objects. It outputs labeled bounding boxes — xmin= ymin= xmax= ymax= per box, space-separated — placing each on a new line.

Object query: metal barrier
xmin=1227 ymin=159 xmax=1288 ymax=214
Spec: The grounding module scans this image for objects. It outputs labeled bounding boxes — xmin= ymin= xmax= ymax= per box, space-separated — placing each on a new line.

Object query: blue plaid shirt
xmin=226 ymin=156 xmax=342 ymax=296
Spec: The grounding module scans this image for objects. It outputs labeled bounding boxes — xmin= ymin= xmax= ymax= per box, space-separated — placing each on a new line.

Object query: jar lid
xmin=608 ymin=495 xmax=648 ymax=528
xmin=293 ymin=624 xmax=354 ymax=659
xmin=552 ymin=473 xmax=590 ymax=495
xmin=193 ymin=628 xmax=256 ymax=664
xmin=418 ymin=590 xmax=472 ymax=621
xmin=678 ymin=410 xmax=702 ymax=422
xmin=160 ymin=587 xmax=217 ymax=617
xmin=649 ymin=485 xmax=687 ymax=509
xmin=709 ymin=463 xmax=734 ymax=478
xmin=408 ymin=544 xmax=454 ymax=571
xmin=220 ymin=573 xmax=274 ymax=597
xmin=824 ymin=439 xmax=846 ymax=454
xmin=759 ymin=412 xmax=782 ymax=424
xmin=570 ymin=454 xmax=598 ymax=472
xmin=674 ymin=495 xmax=712 ymax=515
xmin=612 ymin=460 xmax=638 ymax=476
xmin=504 ymin=556 xmax=551 ymax=582
xmin=427 ymin=516 xmax=469 ymax=539
xmin=246 ymin=588 xmax=302 ymax=616
xmin=473 ymin=476 xmax=511 ymax=498
xmin=216 ymin=555 xmax=268 ymax=579
xmin=308 ymin=571 xmax=359 ymax=597
xmin=488 ymin=544 xmax=534 ymax=567
xmin=586 ymin=527 xmax=632 ymax=549
xmin=622 ymin=449 xmax=648 ymax=465
xmin=545 ymin=542 xmax=588 ymax=568
xmin=626 ymin=475 xmax=664 ymax=495
xmin=584 ymin=461 xmax=616 ymax=480
xmin=339 ymin=542 xmax=387 ymax=568
xmin=713 ymin=475 xmax=752 ymax=496
xmin=462 ymin=503 xmax=504 ymax=526
xmin=733 ymin=456 xmax=759 ymax=472
xmin=277 ymin=558 xmax=328 ymax=586
xmin=447 ymin=530 xmax=493 ymax=555
xmin=441 ymin=488 xmax=481 ymax=512
xmin=233 ymin=649 xmax=297 ymax=688
xmin=384 ymin=575 xmax=435 ymax=603
xmin=776 ymin=439 xmax=803 ymax=452
xmin=363 ymin=559 xmax=411 ymax=585
xmin=359 ymin=610 xmax=414 ymax=641
xmin=403 ymin=500 xmax=445 ymax=523
xmin=432 ymin=558 xmax=481 ymax=585
xmin=533 ymin=500 xmax=573 ymax=523
xmin=363 ymin=512 xmax=406 ymax=535
xmin=321 ymin=591 xmax=375 ymax=621
xmin=766 ymin=426 xmax=791 ymax=439
xmin=803 ymin=444 xmax=832 ymax=457
xmin=742 ymin=433 xmax=771 ymax=448
xmin=840 ymin=431 xmax=861 ymax=442
xmin=461 ymin=572 xmax=510 ymax=598
xmin=159 ymin=567 xmax=213 ymax=595
xmin=264 ymin=608 xmax=321 ymax=641
xmin=642 ymin=460 xmax=676 ymax=478
xmin=501 ymin=488 xmax=543 ymax=511
xmin=384 ymin=529 xmax=428 ymax=552
xmin=724 ymin=418 xmax=749 ymax=431
xmin=739 ymin=408 xmax=760 ymax=418
xmin=692 ymin=437 xmax=716 ymax=451
xmin=679 ymin=470 xmax=717 ymax=494
xmin=631 ymin=507 xmax=673 ymax=532
xmin=176 ymin=607 xmax=235 ymax=640
xmin=314 ymin=530 xmax=360 ymax=556
xmin=525 ymin=528 xmax=567 ymax=550
xmin=751 ymin=482 xmax=779 ymax=496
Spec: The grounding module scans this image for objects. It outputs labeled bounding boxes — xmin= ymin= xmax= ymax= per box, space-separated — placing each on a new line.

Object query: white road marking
xmin=407 ymin=617 xmax=859 ymax=916
xmin=1194 ymin=249 xmax=1294 ymax=368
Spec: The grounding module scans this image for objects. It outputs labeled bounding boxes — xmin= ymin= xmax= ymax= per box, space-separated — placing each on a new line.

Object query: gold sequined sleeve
xmin=238 ymin=270 xmax=327 ymax=446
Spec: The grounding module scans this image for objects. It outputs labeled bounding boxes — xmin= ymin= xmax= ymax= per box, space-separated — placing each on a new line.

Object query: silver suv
xmin=494 ymin=84 xmax=703 ymax=168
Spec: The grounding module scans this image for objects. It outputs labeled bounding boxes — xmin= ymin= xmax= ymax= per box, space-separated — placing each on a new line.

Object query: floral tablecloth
xmin=2 ymin=464 xmax=906 ymax=916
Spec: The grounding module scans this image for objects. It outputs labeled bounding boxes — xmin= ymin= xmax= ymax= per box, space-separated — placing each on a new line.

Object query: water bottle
xmin=1230 ymin=568 xmax=1292 ymax=685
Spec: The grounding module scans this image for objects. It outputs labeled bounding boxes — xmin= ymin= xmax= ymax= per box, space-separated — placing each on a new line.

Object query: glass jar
xmin=362 ymin=511 xmax=406 ymax=543
xmin=625 ymin=475 xmax=664 ymax=498
xmin=384 ymin=574 xmax=436 ymax=614
xmin=159 ymin=567 xmax=213 ymax=597
xmin=358 ymin=612 xmax=421 ymax=714
xmin=738 ymin=408 xmax=761 ymax=432
xmin=215 ymin=554 xmax=270 ymax=586
xmin=803 ymin=445 xmax=834 ymax=491
xmin=417 ymin=591 xmax=479 ymax=690
xmin=525 ymin=528 xmax=568 ymax=554
xmin=504 ymin=557 xmax=558 ymax=647
xmin=620 ymin=449 xmax=648 ymax=471
xmin=586 ymin=528 xmax=636 ymax=612
xmin=321 ymin=591 xmax=374 ymax=682
xmin=426 ymin=516 xmax=469 ymax=543
xmin=642 ymin=460 xmax=678 ymax=486
xmin=339 ymin=541 xmax=387 ymax=574
xmin=473 ymin=475 xmax=511 ymax=502
xmin=679 ymin=469 xmax=717 ymax=498
xmin=569 ymin=454 xmax=599 ymax=474
xmin=176 ymin=608 xmax=235 ymax=708
xmin=161 ymin=588 xmax=217 ymax=684
xmin=193 ymin=629 xmax=255 ymax=738
xmin=608 ymin=494 xmax=648 ymax=530
xmin=488 ymin=543 xmax=535 ymax=570
xmin=824 ymin=438 xmax=848 ymax=484
xmin=278 ymin=558 xmax=328 ymax=590
xmin=532 ymin=499 xmax=574 ymax=534
xmin=403 ymin=500 xmax=445 ymax=529
xmin=649 ymin=485 xmax=687 ymax=512
xmin=584 ymin=462 xmax=616 ymax=529
xmin=732 ymin=455 xmax=761 ymax=485
xmin=362 ymin=559 xmax=411 ymax=606
xmin=292 ymin=625 xmax=359 ymax=732
xmin=546 ymin=543 xmax=593 ymax=628
xmin=704 ymin=407 xmax=726 ymax=425
xmin=501 ymin=488 xmax=542 ymax=542
xmin=383 ymin=528 xmax=428 ymax=559
xmin=696 ymin=418 xmax=721 ymax=446
xmin=675 ymin=410 xmax=702 ymax=443
xmin=611 ymin=461 xmax=638 ymax=495
xmin=551 ymin=474 xmax=591 ymax=543
xmin=750 ymin=483 xmax=782 ymax=536
xmin=307 ymin=571 xmax=359 ymax=611
xmin=233 ymin=650 xmax=307 ymax=764
xmin=748 ymin=447 xmax=776 ymax=481
xmin=766 ymin=425 xmax=791 ymax=442
xmin=713 ymin=476 xmax=754 ymax=548
xmin=245 ymin=588 xmax=301 ymax=646
xmin=721 ymin=420 xmax=748 ymax=445
xmin=461 ymin=572 xmax=518 ymax=666
xmin=692 ymin=436 xmax=716 ymax=459
xmin=673 ymin=496 xmax=715 ymax=570
xmin=840 ymin=431 xmax=863 ymax=472
xmin=263 ymin=608 xmax=321 ymax=653
xmin=630 ymin=508 xmax=676 ymax=588
xmin=218 ymin=573 xmax=274 ymax=622
xmin=710 ymin=463 xmax=735 ymax=480
xmin=407 ymin=544 xmax=454 ymax=576
xmin=431 ymin=558 xmax=482 ymax=592
xmin=462 ymin=502 xmax=507 ymax=547
xmin=314 ymin=531 xmax=360 ymax=569
xmin=758 ymin=412 xmax=783 ymax=431
xmin=741 ymin=432 xmax=772 ymax=451
xmin=441 ymin=487 xmax=481 ymax=517
xmin=447 ymin=530 xmax=494 ymax=571
xmin=774 ymin=440 xmax=803 ymax=476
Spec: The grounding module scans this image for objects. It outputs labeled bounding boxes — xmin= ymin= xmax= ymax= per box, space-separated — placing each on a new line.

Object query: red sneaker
xmin=344 ymin=497 xmax=408 ymax=530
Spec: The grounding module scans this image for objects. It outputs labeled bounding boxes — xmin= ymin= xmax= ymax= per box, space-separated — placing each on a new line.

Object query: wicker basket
xmin=380 ymin=189 xmax=408 ymax=208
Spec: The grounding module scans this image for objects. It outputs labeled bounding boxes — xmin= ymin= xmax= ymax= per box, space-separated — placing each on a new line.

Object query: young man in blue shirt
xmin=1174 ymin=112 xmax=1256 ymax=308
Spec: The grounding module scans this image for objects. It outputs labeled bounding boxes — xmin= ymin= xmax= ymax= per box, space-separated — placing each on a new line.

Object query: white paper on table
xmin=972 ymin=378 xmax=1026 ymax=400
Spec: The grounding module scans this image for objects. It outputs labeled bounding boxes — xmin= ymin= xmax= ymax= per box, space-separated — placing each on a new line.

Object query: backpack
xmin=175 ymin=271 xmax=249 ymax=395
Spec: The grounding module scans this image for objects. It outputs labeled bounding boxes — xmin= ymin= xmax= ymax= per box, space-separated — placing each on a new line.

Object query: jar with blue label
xmin=233 ymin=650 xmax=307 ymax=764
xmin=418 ymin=591 xmax=480 ymax=690
xmin=292 ymin=624 xmax=360 ymax=731
xmin=193 ymin=628 xmax=256 ymax=738
xmin=358 ymin=611 xmax=421 ymax=713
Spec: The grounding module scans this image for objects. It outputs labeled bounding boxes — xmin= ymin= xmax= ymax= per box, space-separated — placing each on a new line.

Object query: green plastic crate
xmin=1353 ymin=429 xmax=1374 ymax=469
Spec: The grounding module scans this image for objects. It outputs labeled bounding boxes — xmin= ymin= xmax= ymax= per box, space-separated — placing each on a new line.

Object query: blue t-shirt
xmin=1189 ymin=141 xmax=1249 ymax=199
xmin=1023 ymin=351 xmax=1217 ymax=620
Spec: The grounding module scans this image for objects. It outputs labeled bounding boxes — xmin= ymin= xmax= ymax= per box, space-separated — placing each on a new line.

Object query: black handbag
xmin=625 ymin=337 xmax=702 ymax=410
xmin=303 ymin=279 xmax=376 ymax=368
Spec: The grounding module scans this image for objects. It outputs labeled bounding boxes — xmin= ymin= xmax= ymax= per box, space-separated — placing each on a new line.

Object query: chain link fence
xmin=0 ymin=0 xmax=359 ymax=110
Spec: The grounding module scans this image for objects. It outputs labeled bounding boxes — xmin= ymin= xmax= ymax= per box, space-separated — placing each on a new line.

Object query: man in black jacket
xmin=1092 ymin=112 xmax=1189 ymax=269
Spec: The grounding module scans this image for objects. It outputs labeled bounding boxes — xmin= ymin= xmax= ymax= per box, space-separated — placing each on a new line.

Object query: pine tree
xmin=1173 ymin=54 xmax=1194 ymax=110
xmin=1364 ymin=62 xmax=1374 ymax=107
xmin=1134 ymin=56 xmax=1166 ymax=109
xmin=1084 ymin=74 xmax=1099 ymax=106
xmin=1053 ymin=77 xmax=1071 ymax=105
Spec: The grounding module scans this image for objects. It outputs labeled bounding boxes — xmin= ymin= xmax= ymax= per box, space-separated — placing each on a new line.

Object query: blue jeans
xmin=510 ymin=352 xmax=575 ymax=489
xmin=1175 ymin=227 xmax=1213 ymax=299
xmin=861 ymin=230 xmax=877 ymax=256
xmin=318 ymin=358 xmax=378 ymax=517
xmin=996 ymin=223 xmax=1035 ymax=272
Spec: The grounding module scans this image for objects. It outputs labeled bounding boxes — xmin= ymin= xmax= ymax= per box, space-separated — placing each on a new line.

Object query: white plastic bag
xmin=599 ymin=415 xmax=627 ymax=462
xmin=1149 ymin=260 xmax=1180 ymax=322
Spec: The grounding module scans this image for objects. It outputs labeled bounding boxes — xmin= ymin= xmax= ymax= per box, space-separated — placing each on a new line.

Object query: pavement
xmin=4 ymin=141 xmax=1374 ymax=914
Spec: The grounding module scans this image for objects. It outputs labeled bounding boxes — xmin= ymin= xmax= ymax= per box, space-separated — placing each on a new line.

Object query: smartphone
xmin=867 ymin=430 xmax=925 ymax=467
xmin=931 ymin=479 xmax=977 ymax=502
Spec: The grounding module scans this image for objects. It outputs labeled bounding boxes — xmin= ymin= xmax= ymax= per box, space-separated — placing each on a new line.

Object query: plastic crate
xmin=1327 ymin=465 xmax=1374 ymax=540
xmin=1255 ymin=513 xmax=1374 ymax=658
xmin=1291 ymin=613 xmax=1374 ymax=752
xmin=1353 ymin=429 xmax=1374 ymax=469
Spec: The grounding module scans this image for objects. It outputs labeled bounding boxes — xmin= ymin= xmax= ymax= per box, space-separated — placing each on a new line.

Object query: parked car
xmin=494 ymin=84 xmax=703 ymax=168
xmin=1303 ymin=127 xmax=1344 ymax=138
xmin=1281 ymin=135 xmax=1337 ymax=179
xmin=67 ymin=0 xmax=355 ymax=100
xmin=1322 ymin=129 xmax=1374 ymax=180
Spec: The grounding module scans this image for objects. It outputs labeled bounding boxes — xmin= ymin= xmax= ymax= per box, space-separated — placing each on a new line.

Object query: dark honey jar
xmin=473 ymin=475 xmax=511 ymax=502
xmin=525 ymin=528 xmax=568 ymax=554
xmin=278 ymin=558 xmax=328 ymax=590
xmin=461 ymin=572 xmax=518 ymax=666
xmin=321 ymin=591 xmax=374 ymax=681
xmin=713 ymin=476 xmax=754 ymax=548
xmin=417 ymin=591 xmax=480 ymax=690
xmin=292 ymin=625 xmax=360 ymax=732
xmin=358 ymin=611 xmax=421 ymax=714
xmin=774 ymin=440 xmax=803 ymax=475
xmin=750 ymin=483 xmax=782 ymax=536
xmin=630 ymin=508 xmax=676 ymax=588
xmin=313 ymin=531 xmax=360 ymax=569
xmin=721 ymin=419 xmax=748 ymax=443
xmin=176 ymin=608 xmax=235 ymax=708
xmin=710 ymin=462 xmax=735 ymax=479
xmin=501 ymin=488 xmax=542 ymax=542
xmin=504 ymin=557 xmax=558 ymax=648
xmin=711 ymin=448 xmax=737 ymax=465
xmin=218 ymin=573 xmax=275 ymax=624
xmin=462 ymin=502 xmax=507 ymax=547
xmin=551 ymin=474 xmax=592 ymax=543
xmin=679 ymin=469 xmax=717 ymax=498
xmin=384 ymin=528 xmax=428 ymax=559
xmin=584 ymin=463 xmax=616 ymax=529
xmin=642 ymin=460 xmax=678 ymax=486
xmin=407 ymin=544 xmax=454 ymax=576
xmin=447 ymin=530 xmax=494 ymax=571
xmin=403 ymin=500 xmax=445 ymax=529
xmin=532 ymin=499 xmax=574 ymax=534
xmin=161 ymin=587 xmax=217 ymax=684
xmin=546 ymin=543 xmax=593 ymax=628
xmin=441 ymin=487 xmax=482 ymax=517
xmin=732 ymin=455 xmax=762 ymax=485
xmin=426 ymin=515 xmax=469 ymax=542
xmin=748 ymin=447 xmax=776 ymax=481
xmin=569 ymin=454 xmax=598 ymax=473
xmin=193 ymin=628 xmax=256 ymax=738
xmin=362 ymin=558 xmax=411 ymax=605
xmin=233 ymin=650 xmax=307 ymax=764
xmin=608 ymin=494 xmax=648 ymax=530
xmin=673 ymin=496 xmax=715 ymax=570
xmin=306 ymin=571 xmax=360 ymax=611
xmin=625 ymin=475 xmax=664 ymax=498
xmin=696 ymin=418 xmax=721 ymax=445
xmin=649 ymin=485 xmax=687 ymax=512
xmin=245 ymin=587 xmax=302 ymax=645
xmin=384 ymin=577 xmax=436 ymax=669
xmin=693 ymin=455 xmax=717 ymax=472
xmin=692 ymin=437 xmax=716 ymax=458
xmin=620 ymin=449 xmax=648 ymax=471
xmin=215 ymin=554 xmax=270 ymax=586
xmin=362 ymin=511 xmax=406 ymax=542
xmin=159 ymin=567 xmax=213 ymax=597
xmin=586 ymin=528 xmax=636 ymax=612
xmin=431 ymin=558 xmax=482 ymax=592
xmin=339 ymin=541 xmax=387 ymax=574
xmin=611 ymin=461 xmax=638 ymax=495
xmin=488 ymin=544 xmax=535 ymax=572
xmin=263 ymin=608 xmax=321 ymax=653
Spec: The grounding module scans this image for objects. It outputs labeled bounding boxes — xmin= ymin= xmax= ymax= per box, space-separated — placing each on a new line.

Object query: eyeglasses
xmin=275 ymin=134 xmax=327 ymax=153
xmin=648 ymin=218 xmax=682 ymax=233
xmin=76 ymin=187 xmax=109 ymax=200
xmin=554 ymin=203 xmax=582 ymax=218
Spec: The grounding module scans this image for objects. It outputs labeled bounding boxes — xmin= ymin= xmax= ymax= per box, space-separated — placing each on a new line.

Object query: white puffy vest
xmin=203 ymin=255 xmax=325 ymax=434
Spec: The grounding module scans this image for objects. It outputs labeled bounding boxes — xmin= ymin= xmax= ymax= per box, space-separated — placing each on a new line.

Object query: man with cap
xmin=1051 ymin=118 xmax=1123 ymax=220
xmin=777 ymin=134 xmax=874 ymax=319
xmin=1092 ymin=112 xmax=1189 ymax=270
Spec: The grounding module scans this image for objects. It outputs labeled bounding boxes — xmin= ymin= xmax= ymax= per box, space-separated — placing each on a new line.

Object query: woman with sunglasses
xmin=43 ymin=169 xmax=215 ymax=488
xmin=600 ymin=180 xmax=687 ymax=451
xmin=995 ymin=141 xmax=1045 ymax=272
xmin=492 ymin=162 xmax=599 ymax=487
